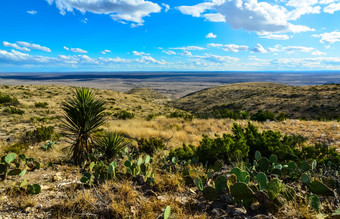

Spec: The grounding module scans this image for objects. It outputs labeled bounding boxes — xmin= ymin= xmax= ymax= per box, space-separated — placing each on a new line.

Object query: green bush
xmin=34 ymin=102 xmax=48 ymax=108
xmin=3 ymin=107 xmax=25 ymax=115
xmin=24 ymin=126 xmax=59 ymax=144
xmin=138 ymin=137 xmax=165 ymax=155
xmin=0 ymin=92 xmax=18 ymax=105
xmin=250 ymin=110 xmax=276 ymax=121
xmin=168 ymin=111 xmax=193 ymax=121
xmin=169 ymin=143 xmax=196 ymax=161
xmin=113 ymin=110 xmax=134 ymax=120
xmin=3 ymin=142 xmax=29 ymax=154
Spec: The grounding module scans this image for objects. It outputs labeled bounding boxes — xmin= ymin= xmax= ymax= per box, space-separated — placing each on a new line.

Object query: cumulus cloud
xmin=313 ymin=31 xmax=340 ymax=44
xmin=178 ymin=0 xmax=313 ymax=34
xmin=251 ymin=44 xmax=267 ymax=53
xmin=64 ymin=46 xmax=88 ymax=53
xmin=271 ymin=57 xmax=340 ymax=69
xmin=2 ymin=41 xmax=30 ymax=52
xmin=223 ymin=44 xmax=249 ymax=52
xmin=101 ymin=49 xmax=111 ymax=54
xmin=27 ymin=10 xmax=38 ymax=15
xmin=162 ymin=3 xmax=170 ymax=12
xmin=259 ymin=34 xmax=290 ymax=40
xmin=163 ymin=50 xmax=176 ymax=55
xmin=206 ymin=32 xmax=217 ymax=38
xmin=17 ymin=41 xmax=51 ymax=52
xmin=133 ymin=51 xmax=150 ymax=56
xmin=203 ymin=13 xmax=226 ymax=22
xmin=281 ymin=46 xmax=315 ymax=53
xmin=207 ymin=43 xmax=223 ymax=47
xmin=171 ymin=46 xmax=206 ymax=50
xmin=324 ymin=3 xmax=340 ymax=13
xmin=0 ymin=49 xmax=167 ymax=67
xmin=46 ymin=0 xmax=161 ymax=25
xmin=312 ymin=50 xmax=326 ymax=55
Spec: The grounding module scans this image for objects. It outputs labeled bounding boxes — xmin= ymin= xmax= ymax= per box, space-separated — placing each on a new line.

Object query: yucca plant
xmin=61 ymin=87 xmax=106 ymax=165
xmin=96 ymin=132 xmax=129 ymax=162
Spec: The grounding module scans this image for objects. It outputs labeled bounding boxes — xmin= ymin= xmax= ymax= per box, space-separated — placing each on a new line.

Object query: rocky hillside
xmin=174 ymin=82 xmax=340 ymax=120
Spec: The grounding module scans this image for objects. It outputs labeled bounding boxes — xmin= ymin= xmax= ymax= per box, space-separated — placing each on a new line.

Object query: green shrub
xmin=169 ymin=143 xmax=197 ymax=161
xmin=250 ymin=110 xmax=276 ymax=121
xmin=138 ymin=137 xmax=165 ymax=155
xmin=34 ymin=102 xmax=48 ymax=108
xmin=3 ymin=143 xmax=29 ymax=154
xmin=113 ymin=110 xmax=134 ymax=120
xmin=0 ymin=92 xmax=18 ymax=105
xmin=3 ymin=107 xmax=25 ymax=115
xmin=168 ymin=111 xmax=193 ymax=121
xmin=24 ymin=126 xmax=59 ymax=144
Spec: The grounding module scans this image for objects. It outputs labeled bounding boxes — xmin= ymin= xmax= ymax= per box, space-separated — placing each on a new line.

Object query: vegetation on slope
xmin=174 ymin=82 xmax=340 ymax=120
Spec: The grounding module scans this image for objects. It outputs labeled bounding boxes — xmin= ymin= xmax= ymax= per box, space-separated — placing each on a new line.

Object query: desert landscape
xmin=0 ymin=82 xmax=339 ymax=218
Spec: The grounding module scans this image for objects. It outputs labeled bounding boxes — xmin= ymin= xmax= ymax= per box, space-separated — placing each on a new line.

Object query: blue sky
xmin=1 ymin=0 xmax=340 ymax=72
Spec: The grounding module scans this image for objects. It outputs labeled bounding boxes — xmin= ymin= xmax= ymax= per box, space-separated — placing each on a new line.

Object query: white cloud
xmin=223 ymin=44 xmax=249 ymax=52
xmin=313 ymin=31 xmax=340 ymax=44
xmin=178 ymin=0 xmax=313 ymax=34
xmin=2 ymin=41 xmax=30 ymax=52
xmin=133 ymin=51 xmax=150 ymax=56
xmin=281 ymin=46 xmax=315 ymax=53
xmin=162 ymin=3 xmax=170 ymax=12
xmin=136 ymin=56 xmax=167 ymax=64
xmin=162 ymin=50 xmax=176 ymax=55
xmin=17 ymin=41 xmax=51 ymax=52
xmin=64 ymin=46 xmax=88 ymax=53
xmin=27 ymin=10 xmax=38 ymax=15
xmin=101 ymin=49 xmax=111 ymax=54
xmin=171 ymin=46 xmax=206 ymax=50
xmin=203 ymin=13 xmax=226 ymax=22
xmin=259 ymin=34 xmax=290 ymax=40
xmin=200 ymin=54 xmax=239 ymax=63
xmin=312 ymin=50 xmax=326 ymax=55
xmin=251 ymin=44 xmax=267 ymax=53
xmin=206 ymin=32 xmax=217 ymax=38
xmin=207 ymin=43 xmax=223 ymax=47
xmin=46 ymin=0 xmax=161 ymax=25
xmin=286 ymin=0 xmax=321 ymax=20
xmin=324 ymin=3 xmax=340 ymax=13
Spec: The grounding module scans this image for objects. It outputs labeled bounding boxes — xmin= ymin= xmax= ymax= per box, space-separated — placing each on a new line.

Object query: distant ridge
xmin=174 ymin=82 xmax=340 ymax=120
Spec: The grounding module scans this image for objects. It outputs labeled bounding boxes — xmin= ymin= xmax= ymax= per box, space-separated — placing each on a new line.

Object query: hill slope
xmin=174 ymin=82 xmax=340 ymax=120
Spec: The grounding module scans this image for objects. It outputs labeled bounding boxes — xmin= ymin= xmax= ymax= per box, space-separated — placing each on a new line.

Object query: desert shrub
xmin=168 ymin=111 xmax=193 ymax=121
xmin=95 ymin=132 xmax=129 ymax=162
xmin=276 ymin=112 xmax=287 ymax=121
xmin=300 ymin=143 xmax=340 ymax=167
xmin=213 ymin=109 xmax=249 ymax=120
xmin=138 ymin=137 xmax=165 ymax=155
xmin=113 ymin=110 xmax=134 ymax=120
xmin=250 ymin=110 xmax=276 ymax=121
xmin=24 ymin=126 xmax=59 ymax=144
xmin=146 ymin=113 xmax=155 ymax=121
xmin=169 ymin=143 xmax=197 ymax=161
xmin=0 ymin=92 xmax=18 ymax=105
xmin=3 ymin=142 xmax=29 ymax=154
xmin=34 ymin=102 xmax=48 ymax=108
xmin=3 ymin=107 xmax=25 ymax=115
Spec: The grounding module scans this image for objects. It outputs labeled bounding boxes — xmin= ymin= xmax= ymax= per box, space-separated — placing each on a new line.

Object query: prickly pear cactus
xmin=255 ymin=151 xmax=261 ymax=161
xmin=230 ymin=167 xmax=250 ymax=184
xmin=230 ymin=182 xmax=255 ymax=201
xmin=203 ymin=186 xmax=218 ymax=201
xmin=307 ymin=194 xmax=320 ymax=212
xmin=163 ymin=206 xmax=171 ymax=219
xmin=309 ymin=180 xmax=333 ymax=196
xmin=214 ymin=160 xmax=223 ymax=172
xmin=258 ymin=157 xmax=270 ymax=172
xmin=256 ymin=172 xmax=268 ymax=191
xmin=215 ymin=175 xmax=228 ymax=194
xmin=299 ymin=161 xmax=310 ymax=172
xmin=301 ymin=173 xmax=310 ymax=184
xmin=269 ymin=154 xmax=278 ymax=163
xmin=267 ymin=179 xmax=282 ymax=200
